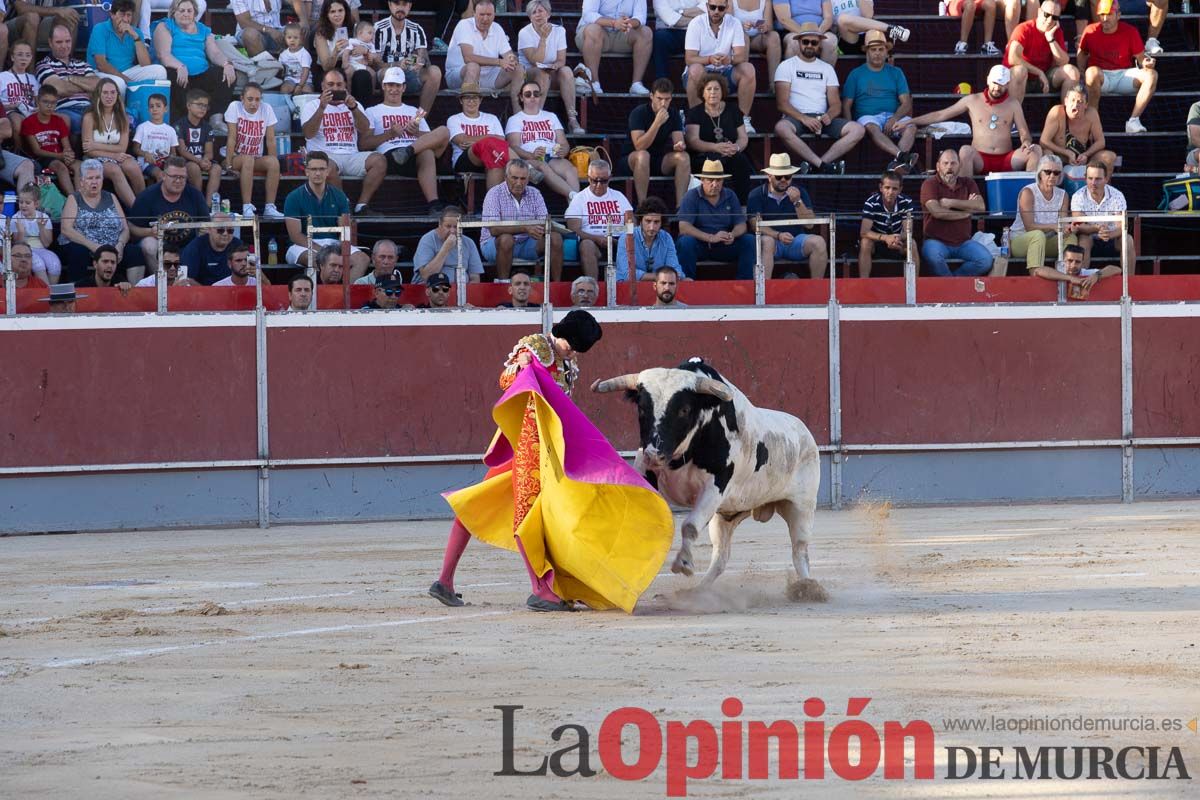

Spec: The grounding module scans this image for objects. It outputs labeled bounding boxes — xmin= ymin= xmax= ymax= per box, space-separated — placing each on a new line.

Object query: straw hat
xmin=762 ymin=153 xmax=801 ymax=176
xmin=696 ymin=159 xmax=731 ymax=180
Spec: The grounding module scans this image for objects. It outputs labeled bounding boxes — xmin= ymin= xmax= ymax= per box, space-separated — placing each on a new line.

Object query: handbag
xmin=567 ymin=144 xmax=609 ymax=179
xmin=1158 ymin=177 xmax=1200 ymax=212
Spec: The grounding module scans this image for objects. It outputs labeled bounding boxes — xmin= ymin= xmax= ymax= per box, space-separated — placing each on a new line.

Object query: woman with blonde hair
xmin=80 ymin=78 xmax=144 ymax=208
xmin=514 ymin=0 xmax=583 ymax=134
xmin=153 ymin=0 xmax=236 ymax=119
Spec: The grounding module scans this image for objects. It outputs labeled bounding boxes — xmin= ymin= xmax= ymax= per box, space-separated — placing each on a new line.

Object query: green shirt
xmin=283 ymin=181 xmax=350 ymax=235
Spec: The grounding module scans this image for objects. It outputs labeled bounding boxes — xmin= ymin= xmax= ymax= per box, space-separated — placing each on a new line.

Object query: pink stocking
xmin=437 ymin=519 xmax=472 ymax=593
xmin=514 ymin=535 xmax=561 ymax=603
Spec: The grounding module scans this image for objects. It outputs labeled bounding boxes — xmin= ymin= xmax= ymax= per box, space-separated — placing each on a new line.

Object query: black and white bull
xmin=592 ymin=358 xmax=826 ymax=599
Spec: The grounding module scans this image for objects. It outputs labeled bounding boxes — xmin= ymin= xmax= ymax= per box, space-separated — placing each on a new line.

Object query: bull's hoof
xmin=671 ymin=554 xmax=695 ymax=576
xmin=786 ymin=577 xmax=829 ymax=603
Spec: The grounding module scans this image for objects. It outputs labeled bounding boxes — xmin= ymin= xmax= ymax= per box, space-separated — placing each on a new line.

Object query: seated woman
xmin=223 ymin=82 xmax=284 ymax=219
xmin=447 ymin=82 xmax=514 ymax=190
xmin=515 ymin=0 xmax=583 ymax=134
xmin=504 ymin=79 xmax=582 ymax=202
xmin=685 ymin=72 xmax=753 ymax=202
xmin=153 ymin=0 xmax=236 ymax=121
xmin=58 ymin=159 xmax=131 ymax=283
xmin=1039 ymin=85 xmax=1117 ymax=178
xmin=1011 ymin=153 xmax=1076 ymax=274
xmin=733 ymin=0 xmax=781 ymax=80
xmin=80 ymin=78 xmax=145 ymax=209
xmin=312 ymin=0 xmax=366 ymax=101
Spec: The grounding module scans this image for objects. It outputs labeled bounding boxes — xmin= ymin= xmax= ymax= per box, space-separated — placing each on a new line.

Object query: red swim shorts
xmin=977 ymin=150 xmax=1016 ymax=175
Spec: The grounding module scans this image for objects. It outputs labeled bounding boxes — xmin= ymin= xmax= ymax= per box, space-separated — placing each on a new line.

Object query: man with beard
xmin=413 ymin=271 xmax=453 ymax=309
xmin=919 ymin=149 xmax=990 ymax=276
xmin=497 ymin=267 xmax=534 ymax=308
xmin=212 ymin=243 xmax=261 ymax=286
xmin=652 ymin=265 xmax=686 ymax=307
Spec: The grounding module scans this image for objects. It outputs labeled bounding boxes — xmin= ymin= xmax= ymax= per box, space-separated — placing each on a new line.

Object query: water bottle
xmin=210 ymin=192 xmax=220 ymax=215
xmin=1185 ymin=0 xmax=1192 ymax=14
xmin=267 ymin=238 xmax=279 ymax=265
xmin=1000 ymin=226 xmax=1010 ymax=258
xmin=2 ymin=191 xmax=17 ymax=218
xmin=938 ymin=1 xmax=948 ymax=15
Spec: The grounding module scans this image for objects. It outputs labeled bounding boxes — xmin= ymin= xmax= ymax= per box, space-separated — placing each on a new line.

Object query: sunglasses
xmin=588 ymin=177 xmax=610 ymax=184
xmin=214 ymin=227 xmax=233 ymax=234
xmin=163 ymin=260 xmax=181 ymax=268
xmin=380 ymin=288 xmax=401 ymax=296
xmin=800 ymin=38 xmax=821 ymax=46
xmin=429 ymin=285 xmax=450 ymax=293
xmin=708 ymin=4 xmax=726 ymax=9
xmin=1041 ymin=169 xmax=1062 ymax=176
xmin=1042 ymin=11 xmax=1060 ymax=20
xmin=522 ymin=91 xmax=541 ymax=98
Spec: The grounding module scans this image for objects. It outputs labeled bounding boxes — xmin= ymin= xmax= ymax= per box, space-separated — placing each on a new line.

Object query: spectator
xmin=282 ymin=150 xmax=370 ymax=274
xmin=36 ymin=23 xmax=101 ymax=132
xmin=153 ymin=0 xmax=236 ymax=121
xmin=286 ymin=272 xmax=313 ymax=311
xmin=132 ymin=93 xmax=178 ymax=183
xmin=1 ymin=7 xmax=44 ymax=72
xmin=417 ymin=271 xmax=454 ymax=309
xmin=175 ymin=88 xmax=223 ymax=200
xmin=412 ymin=206 xmax=484 ymax=285
xmin=683 ymin=0 xmax=757 ymax=134
xmin=676 ymin=158 xmax=755 ymax=278
xmin=39 ymin=281 xmax=84 ymax=313
xmin=1001 ymin=0 xmax=1038 ymax=39
xmin=747 ymin=152 xmax=827 ymax=278
xmin=446 ymin=82 xmax=510 ymax=190
xmin=362 ymin=68 xmax=451 ymax=211
xmin=7 ymin=241 xmax=45 ymax=289
xmin=300 ymin=69 xmax=387 ymax=214
xmin=126 ymin=156 xmax=208 ymax=281
xmin=733 ymin=0 xmax=782 ymax=79
xmin=1040 ymin=84 xmax=1117 ymax=175
xmin=900 ymin=65 xmax=1041 ymax=177
xmin=313 ymin=0 xmax=362 ymax=97
xmin=621 ymin=195 xmax=681 ymax=280
xmin=1032 ymin=241 xmax=1115 ymax=293
xmin=134 ymin=242 xmax=198 ymax=286
xmin=374 ymin=0 xmax=440 ymax=113
xmin=1004 ymin=2 xmax=1079 ymax=104
xmin=843 ymin=30 xmax=917 ymax=173
xmin=59 ymin=159 xmax=131 ymax=282
xmin=1070 ymin=158 xmax=1134 ymax=270
xmin=13 ymin=182 xmax=60 ymax=284
xmin=224 ymin=83 xmax=284 ymax=219
xmin=295 ymin=0 xmax=360 ymax=37
xmin=87 ymin=0 xmax=168 ymax=91
xmin=772 ymin=0 xmax=837 ymax=63
xmin=1078 ymin=1 xmax=1156 ymax=133
xmin=950 ymin=0 xmax=1001 ymax=56
xmin=444 ymin=0 xmax=518 ymax=93
xmin=1136 ymin=0 xmax=1169 ymax=55
xmin=565 ymin=159 xmax=634 ymax=279
xmin=363 ymin=275 xmax=402 ymax=309
xmin=570 ymin=275 xmax=599 ymax=306
xmin=576 ymin=0 xmax=652 ymax=97
xmin=230 ymin=0 xmax=285 ymax=57
xmin=77 ymin=244 xmax=130 ymax=289
xmin=497 ymin=267 xmax=535 ymax=308
xmin=1 ymin=41 xmax=40 ymax=136
xmin=480 ymin=159 xmax=563 ymax=281
xmin=180 ymin=211 xmax=239 ymax=285
xmin=652 ymin=0 xmax=704 ymax=80
xmin=773 ymin=24 xmax=863 ymax=175
xmin=516 ymin=1 xmax=583 ymax=134
xmin=279 ymin=23 xmax=314 ymax=95
xmin=80 ymin=78 xmax=143 ymax=208
xmin=829 ymin=1 xmax=910 ymax=56
xmin=314 ymin=242 xmax=345 ymax=284
xmin=685 ymin=72 xmax=754 ymax=201
xmin=858 ymin=169 xmax=917 ymax=278
xmin=1011 ymin=153 xmax=1077 ymax=272
xmin=139 ymin=0 xmax=207 ymax=38
xmin=353 ymin=239 xmax=402 ymax=285
xmin=20 ymin=84 xmax=75 ymax=195
xmin=628 ymin=77 xmax=692 ymax=205
xmin=919 ymin=148 xmax=991 ymax=276
xmin=653 ymin=264 xmax=687 ymax=305
xmin=504 ymin=78 xmax=582 ymax=202
xmin=342 ymin=19 xmax=382 ymax=105
xmin=212 ymin=243 xmax=259 ymax=286
xmin=1187 ymin=97 xmax=1200 ymax=152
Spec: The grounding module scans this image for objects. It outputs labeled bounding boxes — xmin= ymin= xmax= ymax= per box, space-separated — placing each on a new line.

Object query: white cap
xmin=987 ymin=64 xmax=1011 ymax=86
xmin=382 ymin=67 xmax=407 ymax=85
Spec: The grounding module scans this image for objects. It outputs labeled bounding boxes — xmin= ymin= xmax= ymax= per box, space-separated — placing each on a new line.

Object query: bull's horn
xmin=694 ymin=376 xmax=733 ymax=402
xmin=591 ymin=374 xmax=639 ymax=393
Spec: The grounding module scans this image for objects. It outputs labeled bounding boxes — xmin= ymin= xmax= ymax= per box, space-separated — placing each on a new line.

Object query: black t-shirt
xmin=175 ymin=117 xmax=214 ymax=160
xmin=685 ymin=102 xmax=742 ymax=146
xmin=128 ymin=185 xmax=209 ymax=247
xmin=629 ymin=103 xmax=683 ymax=157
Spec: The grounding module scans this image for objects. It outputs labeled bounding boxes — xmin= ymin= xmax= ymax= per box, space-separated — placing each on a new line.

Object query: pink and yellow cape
xmin=444 ymin=361 xmax=674 ymax=613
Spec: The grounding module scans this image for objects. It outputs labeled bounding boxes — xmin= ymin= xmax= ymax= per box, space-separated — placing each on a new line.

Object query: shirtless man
xmin=899 ymin=64 xmax=1041 ymax=177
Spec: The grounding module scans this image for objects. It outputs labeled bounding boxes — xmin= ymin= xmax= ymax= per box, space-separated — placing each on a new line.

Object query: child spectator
xmin=13 ymin=182 xmax=61 ymax=285
xmin=343 ymin=18 xmax=381 ymax=98
xmin=20 ymin=85 xmax=75 ymax=195
xmin=223 ymin=82 xmax=284 ymax=219
xmin=0 ymin=42 xmax=39 ymax=137
xmin=279 ymin=23 xmax=313 ymax=95
xmin=174 ymin=88 xmax=222 ymax=199
xmin=132 ymin=93 xmax=179 ymax=184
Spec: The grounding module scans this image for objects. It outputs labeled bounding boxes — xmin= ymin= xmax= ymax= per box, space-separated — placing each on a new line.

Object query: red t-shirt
xmin=1079 ymin=21 xmax=1144 ymax=71
xmin=20 ymin=113 xmax=68 ymax=154
xmin=1003 ymin=20 xmax=1067 ymax=72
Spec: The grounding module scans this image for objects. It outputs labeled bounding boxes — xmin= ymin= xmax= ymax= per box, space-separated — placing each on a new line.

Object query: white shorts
xmin=1100 ymin=68 xmax=1142 ymax=95
xmin=446 ymin=64 xmax=504 ymax=90
xmin=855 ymin=112 xmax=911 ymax=133
xmin=286 ymin=238 xmax=366 ymax=266
xmin=327 ymin=150 xmax=375 ymax=178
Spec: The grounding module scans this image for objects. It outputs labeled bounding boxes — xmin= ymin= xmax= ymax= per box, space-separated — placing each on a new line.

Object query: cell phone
xmin=331 ymin=89 xmax=347 ymax=103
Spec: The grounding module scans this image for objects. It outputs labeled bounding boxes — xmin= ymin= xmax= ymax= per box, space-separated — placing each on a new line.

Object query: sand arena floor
xmin=1 ymin=500 xmax=1197 ymax=799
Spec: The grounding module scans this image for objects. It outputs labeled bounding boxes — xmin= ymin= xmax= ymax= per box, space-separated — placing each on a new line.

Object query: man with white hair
xmin=444 ymin=0 xmax=517 ymax=92
xmin=570 ymin=275 xmax=599 ymax=306
xmin=354 ymin=240 xmax=403 ymax=285
xmin=564 ymin=159 xmax=633 ymax=279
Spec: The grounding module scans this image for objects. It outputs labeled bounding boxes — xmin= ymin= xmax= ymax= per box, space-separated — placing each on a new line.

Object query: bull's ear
xmin=623 ymin=389 xmax=639 ymax=403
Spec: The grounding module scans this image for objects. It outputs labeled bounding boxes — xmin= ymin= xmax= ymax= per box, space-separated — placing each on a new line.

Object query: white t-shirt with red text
xmin=0 ymin=71 xmax=38 ymax=116
xmin=300 ymin=99 xmax=360 ymax=155
xmin=504 ymin=110 xmax=562 ymax=152
xmin=446 ymin=111 xmax=503 ymax=164
xmin=133 ymin=121 xmax=179 ymax=167
xmin=564 ymin=186 xmax=633 ymax=237
xmin=224 ymin=100 xmax=279 ymax=156
xmin=363 ymin=102 xmax=428 ymax=154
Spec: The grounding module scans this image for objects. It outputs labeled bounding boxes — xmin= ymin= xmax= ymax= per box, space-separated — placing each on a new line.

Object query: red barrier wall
xmin=1133 ymin=318 xmax=1200 ymax=438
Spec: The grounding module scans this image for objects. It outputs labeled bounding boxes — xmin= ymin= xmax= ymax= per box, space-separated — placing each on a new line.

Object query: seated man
xmin=480 ymin=159 xmax=563 ymax=281
xmin=213 ymin=244 xmax=260 ymax=287
xmin=354 ymin=239 xmax=404 ymax=285
xmin=1069 ymin=158 xmax=1134 ymax=270
xmin=746 ymin=152 xmax=828 ymax=279
xmin=858 ymin=169 xmax=918 ymax=278
xmin=286 ymin=273 xmax=313 ymax=311
xmin=1004 ymin=1 xmax=1079 ymax=104
xmin=653 ymin=264 xmax=687 ymax=306
xmin=627 ymin=78 xmax=691 ymax=205
xmin=415 ymin=272 xmax=455 ymax=309
xmin=651 ymin=0 xmax=704 ymax=80
xmin=1032 ymin=241 xmax=1118 ymax=297
xmin=6 ymin=241 xmax=45 ymax=289
xmin=35 ymin=23 xmax=101 ymax=132
xmin=497 ymin=267 xmax=535 ymax=308
xmin=300 ymin=70 xmax=387 ymax=214
xmin=772 ymin=0 xmax=838 ymax=63
xmin=900 ymin=65 xmax=1041 ymax=177
xmin=827 ymin=0 xmax=910 ymax=58
xmin=282 ymin=150 xmax=370 ymax=276
xmin=230 ymin=0 xmax=286 ymax=57
xmin=950 ymin=0 xmax=1001 ymax=56
xmin=576 ymin=0 xmax=652 ymax=96
xmin=374 ymin=0 xmax=441 ymax=113
xmin=180 ymin=211 xmax=240 ymax=285
xmin=1078 ymin=1 xmax=1156 ymax=133
xmin=412 ymin=206 xmax=484 ymax=286
xmin=570 ymin=275 xmax=599 ymax=306
xmin=361 ymin=68 xmax=450 ymax=211
xmin=684 ymin=0 xmax=756 ymax=133
xmin=622 ymin=195 xmax=681 ymax=280
xmin=362 ymin=276 xmax=402 ymax=310
xmin=137 ymin=242 xmax=198 ymax=286
xmin=675 ymin=158 xmax=755 ymax=279
xmin=920 ymin=148 xmax=991 ymax=276
xmin=564 ymin=159 xmax=633 ymax=279
xmin=127 ymin=157 xmax=209 ymax=283
xmin=443 ymin=0 xmax=518 ymax=93
xmin=842 ymin=30 xmax=918 ymax=173
xmin=314 ymin=243 xmax=344 ymax=285
xmin=76 ymin=244 xmax=130 ymax=290
xmin=86 ymin=0 xmax=168 ymax=86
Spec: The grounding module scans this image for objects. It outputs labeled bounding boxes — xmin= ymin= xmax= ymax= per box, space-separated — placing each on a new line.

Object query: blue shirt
xmin=678 ymin=187 xmax=745 ymax=236
xmin=746 ymin=183 xmax=813 ymax=236
xmin=780 ymin=0 xmax=824 ymax=27
xmin=843 ymin=63 xmax=910 ymax=119
xmin=619 ymin=228 xmax=680 ymax=280
xmin=283 ymin=182 xmax=351 ymax=235
xmin=87 ymin=20 xmax=140 ymax=72
xmin=162 ymin=18 xmax=213 ymax=75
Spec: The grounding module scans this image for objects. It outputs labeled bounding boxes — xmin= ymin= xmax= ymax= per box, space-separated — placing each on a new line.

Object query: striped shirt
xmin=861 ymin=191 xmax=916 ymax=237
xmin=481 ymin=183 xmax=548 ymax=246
xmin=35 ymin=56 xmax=96 ymax=108
xmin=374 ymin=17 xmax=427 ymax=64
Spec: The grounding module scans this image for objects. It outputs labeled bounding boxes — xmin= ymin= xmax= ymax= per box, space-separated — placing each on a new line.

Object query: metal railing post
xmin=255 ymin=299 xmax=269 ymax=527
xmin=455 ymin=218 xmax=466 ymax=307
xmin=604 ymin=221 xmax=617 ymax=308
xmin=155 ymin=226 xmax=166 ymax=314
xmin=751 ymin=216 xmax=835 ymax=301
xmin=541 ymin=215 xmax=553 ymax=336
xmin=753 ymin=214 xmax=765 ymax=306
xmin=3 ymin=229 xmax=13 ymax=316
xmin=828 ymin=213 xmax=837 ymax=300
xmin=903 ymin=214 xmax=916 ymax=305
